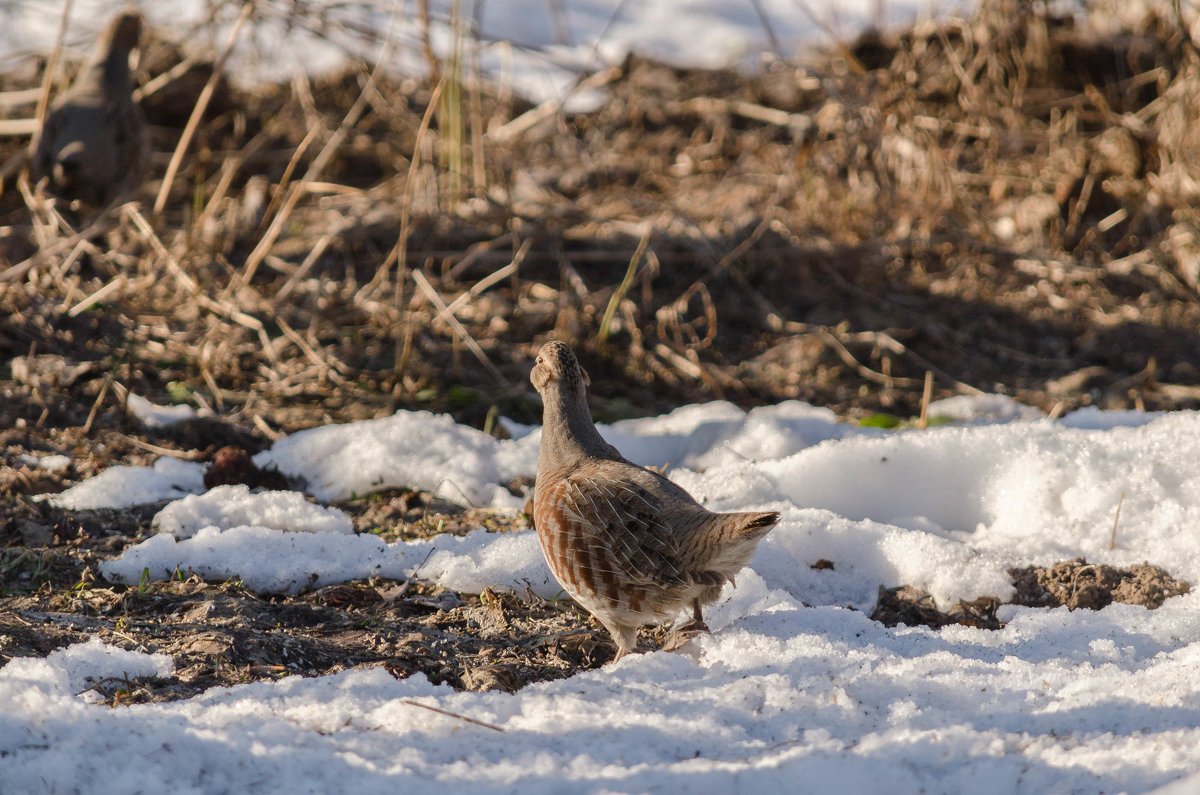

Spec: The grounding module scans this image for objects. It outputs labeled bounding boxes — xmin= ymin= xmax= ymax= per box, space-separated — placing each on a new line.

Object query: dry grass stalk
xmin=152 ymin=1 xmax=253 ymax=216
xmin=0 ymin=87 xmax=42 ymax=108
xmin=241 ymin=40 xmax=398 ymax=290
xmin=133 ymin=52 xmax=204 ymax=103
xmin=598 ymin=229 xmax=651 ymax=348
xmin=446 ymin=232 xmax=518 ymax=280
xmin=918 ymin=371 xmax=934 ymax=429
xmin=398 ymin=698 xmax=505 ymax=733
xmin=81 ymin=372 xmax=112 ymax=435
xmin=254 ymin=123 xmax=321 ymax=234
xmin=275 ymin=317 xmax=347 ymax=386
xmin=364 ymin=75 xmax=447 ymax=301
xmin=28 ymin=0 xmax=74 ymax=155
xmin=486 ymin=66 xmax=621 ymax=143
xmin=437 ymin=238 xmax=530 ymax=322
xmin=276 ymin=230 xmax=338 ymax=301
xmin=111 ymin=432 xmax=208 ymax=460
xmin=412 ymin=269 xmax=508 ymax=384
xmin=1109 ymin=491 xmax=1126 ymax=550
xmin=814 ymin=327 xmax=922 ymax=389
xmin=0 ymin=119 xmax=39 ymax=136
xmin=67 ymin=273 xmax=126 ymax=317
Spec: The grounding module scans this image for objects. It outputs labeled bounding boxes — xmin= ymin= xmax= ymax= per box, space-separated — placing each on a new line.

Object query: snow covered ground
xmin=1 ymin=0 xmax=946 ymax=108
xmin=5 ymin=396 xmax=1200 ymax=793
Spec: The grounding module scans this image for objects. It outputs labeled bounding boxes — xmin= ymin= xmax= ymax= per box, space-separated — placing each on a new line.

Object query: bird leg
xmin=603 ymin=620 xmax=639 ymax=662
xmin=663 ymin=599 xmax=711 ymax=651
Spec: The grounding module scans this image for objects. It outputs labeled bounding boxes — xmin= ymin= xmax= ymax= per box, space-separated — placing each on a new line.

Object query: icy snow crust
xmin=10 ymin=399 xmax=1200 ymax=792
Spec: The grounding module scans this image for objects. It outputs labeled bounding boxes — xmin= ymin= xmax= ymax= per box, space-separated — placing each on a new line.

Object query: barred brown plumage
xmin=530 ymin=341 xmax=780 ymax=660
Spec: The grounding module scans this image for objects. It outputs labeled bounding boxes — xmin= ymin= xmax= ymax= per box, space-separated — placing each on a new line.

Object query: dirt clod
xmin=1008 ymin=558 xmax=1191 ymax=611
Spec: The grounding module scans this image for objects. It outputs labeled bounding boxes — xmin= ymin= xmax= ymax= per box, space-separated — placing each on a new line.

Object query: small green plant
xmin=0 ymin=549 xmax=54 ymax=592
xmin=166 ymin=381 xmax=193 ymax=403
xmin=137 ymin=567 xmax=152 ymax=594
xmin=446 ymin=385 xmax=481 ymax=408
xmin=858 ymin=413 xmax=955 ymax=429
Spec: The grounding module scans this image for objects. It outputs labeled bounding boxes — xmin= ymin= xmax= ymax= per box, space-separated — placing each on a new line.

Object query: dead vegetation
xmin=2 ymin=0 xmax=1199 ymax=694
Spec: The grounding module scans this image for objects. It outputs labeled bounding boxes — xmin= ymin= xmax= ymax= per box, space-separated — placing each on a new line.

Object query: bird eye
xmin=536 ymin=356 xmax=543 ymax=364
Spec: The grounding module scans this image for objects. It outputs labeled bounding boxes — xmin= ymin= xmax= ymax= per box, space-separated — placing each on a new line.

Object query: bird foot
xmin=662 ymin=618 xmax=711 ymax=652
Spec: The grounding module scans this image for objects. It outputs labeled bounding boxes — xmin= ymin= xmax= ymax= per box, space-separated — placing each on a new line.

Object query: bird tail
xmin=734 ymin=511 xmax=780 ymax=539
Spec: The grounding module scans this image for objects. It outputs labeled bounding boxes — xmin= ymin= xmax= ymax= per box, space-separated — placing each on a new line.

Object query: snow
xmin=43 ymin=401 xmax=1200 ymax=618
xmin=151 ymin=484 xmax=355 ymax=539
xmin=9 ymin=398 xmax=1200 ymax=792
xmin=18 ymin=453 xmax=70 ymax=471
xmin=0 ymin=0 xmax=946 ymax=109
xmin=256 ymin=409 xmax=509 ymax=506
xmin=125 ymin=393 xmax=207 ymax=428
xmin=0 ymin=636 xmax=174 ymax=696
xmin=46 ymin=455 xmax=204 ymax=510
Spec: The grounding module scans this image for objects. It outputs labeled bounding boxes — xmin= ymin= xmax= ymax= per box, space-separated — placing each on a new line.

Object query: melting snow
xmin=8 ymin=398 xmax=1200 ymax=793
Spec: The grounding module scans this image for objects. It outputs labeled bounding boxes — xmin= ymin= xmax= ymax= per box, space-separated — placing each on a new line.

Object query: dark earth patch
xmin=871 ymin=559 xmax=1190 ymax=631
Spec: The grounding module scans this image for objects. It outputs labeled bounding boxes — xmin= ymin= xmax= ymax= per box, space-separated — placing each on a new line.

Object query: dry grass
xmin=2 ymin=1 xmax=1198 ymax=442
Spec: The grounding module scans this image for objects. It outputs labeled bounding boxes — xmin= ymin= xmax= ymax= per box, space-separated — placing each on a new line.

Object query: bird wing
xmin=557 ymin=467 xmax=689 ymax=589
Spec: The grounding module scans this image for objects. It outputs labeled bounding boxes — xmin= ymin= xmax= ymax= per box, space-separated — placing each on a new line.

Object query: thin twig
xmin=1108 ymin=491 xmax=1126 ymax=550
xmin=0 ymin=119 xmax=39 ymax=136
xmin=918 ymin=371 xmax=933 ymax=429
xmin=814 ymin=327 xmax=923 ymax=389
xmin=110 ymin=432 xmax=209 ymax=460
xmin=255 ymin=124 xmax=321 ymax=233
xmin=276 ymin=230 xmax=338 ymax=301
xmin=82 ymin=373 xmax=113 ymax=435
xmin=486 ymin=66 xmax=622 ymax=143
xmin=398 ymin=699 xmax=505 ymax=733
xmin=436 ymin=238 xmax=530 ymax=321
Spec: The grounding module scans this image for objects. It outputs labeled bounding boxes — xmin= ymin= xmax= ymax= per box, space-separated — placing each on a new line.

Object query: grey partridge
xmin=32 ymin=11 xmax=147 ymax=207
xmin=531 ymin=341 xmax=780 ymax=660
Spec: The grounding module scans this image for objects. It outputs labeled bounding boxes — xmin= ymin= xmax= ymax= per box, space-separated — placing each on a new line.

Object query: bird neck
xmin=97 ymin=45 xmax=134 ymax=97
xmin=539 ymin=389 xmax=616 ymax=470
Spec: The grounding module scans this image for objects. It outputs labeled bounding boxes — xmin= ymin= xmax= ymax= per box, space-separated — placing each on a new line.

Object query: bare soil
xmin=2 ymin=1 xmax=1198 ymax=696
xmin=872 ymin=559 xmax=1190 ymax=631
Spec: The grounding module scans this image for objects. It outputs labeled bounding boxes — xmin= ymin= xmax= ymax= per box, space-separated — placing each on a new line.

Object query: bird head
xmin=530 ymin=341 xmax=591 ymax=399
xmin=102 ymin=11 xmax=143 ymax=58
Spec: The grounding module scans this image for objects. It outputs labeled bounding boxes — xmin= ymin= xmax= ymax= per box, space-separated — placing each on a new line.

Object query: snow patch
xmin=152 ymin=485 xmax=354 ymax=539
